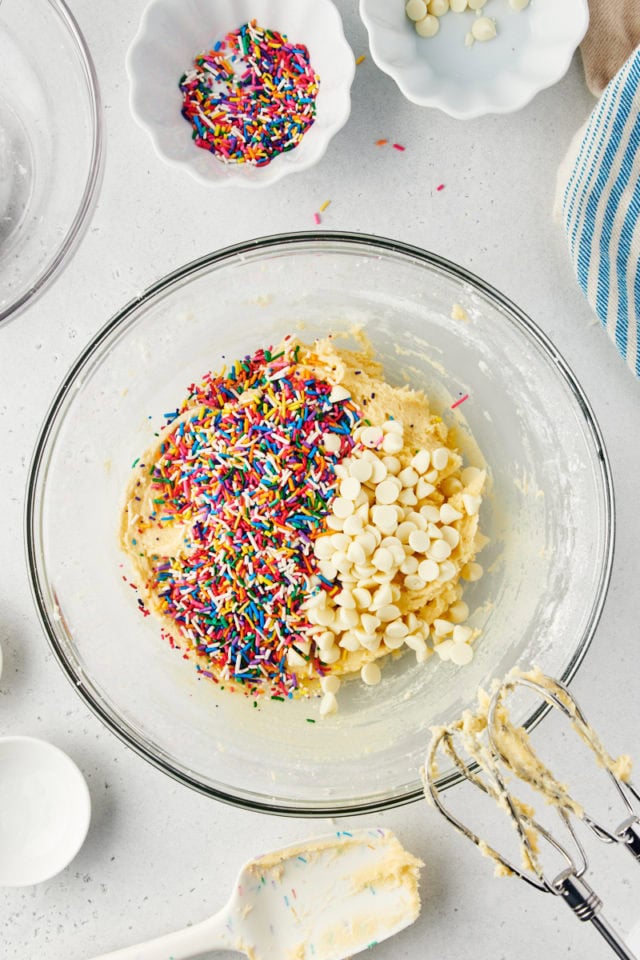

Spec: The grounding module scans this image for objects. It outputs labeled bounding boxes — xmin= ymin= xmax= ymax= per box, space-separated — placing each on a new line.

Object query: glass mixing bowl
xmin=26 ymin=232 xmax=614 ymax=815
xmin=0 ymin=0 xmax=103 ymax=325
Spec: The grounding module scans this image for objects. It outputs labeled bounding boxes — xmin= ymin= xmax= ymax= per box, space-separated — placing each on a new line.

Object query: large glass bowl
xmin=0 ymin=0 xmax=103 ymax=325
xmin=26 ymin=233 xmax=614 ymax=815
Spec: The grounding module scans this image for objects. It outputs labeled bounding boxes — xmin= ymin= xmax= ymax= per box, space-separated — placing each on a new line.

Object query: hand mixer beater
xmin=423 ymin=669 xmax=640 ymax=960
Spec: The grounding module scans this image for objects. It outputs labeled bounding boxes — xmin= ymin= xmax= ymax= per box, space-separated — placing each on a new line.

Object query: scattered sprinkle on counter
xmin=179 ymin=20 xmax=320 ymax=166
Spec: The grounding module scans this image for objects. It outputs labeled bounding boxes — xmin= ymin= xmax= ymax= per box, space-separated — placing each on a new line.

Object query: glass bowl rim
xmin=24 ymin=230 xmax=616 ymax=817
xmin=0 ymin=0 xmax=105 ymax=327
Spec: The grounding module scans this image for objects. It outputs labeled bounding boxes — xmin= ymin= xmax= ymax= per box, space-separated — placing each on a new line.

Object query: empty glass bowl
xmin=26 ymin=233 xmax=614 ymax=814
xmin=0 ymin=0 xmax=103 ymax=325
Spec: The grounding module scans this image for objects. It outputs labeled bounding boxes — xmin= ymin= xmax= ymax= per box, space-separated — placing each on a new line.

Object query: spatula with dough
xmin=89 ymin=828 xmax=422 ymax=960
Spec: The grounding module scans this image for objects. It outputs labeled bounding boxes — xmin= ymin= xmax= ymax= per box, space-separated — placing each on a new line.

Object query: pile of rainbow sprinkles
xmin=179 ymin=21 xmax=320 ymax=166
xmin=122 ymin=335 xmax=486 ymax=717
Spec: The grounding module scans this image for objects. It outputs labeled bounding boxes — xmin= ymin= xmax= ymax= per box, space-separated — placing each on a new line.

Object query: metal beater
xmin=423 ymin=671 xmax=640 ymax=960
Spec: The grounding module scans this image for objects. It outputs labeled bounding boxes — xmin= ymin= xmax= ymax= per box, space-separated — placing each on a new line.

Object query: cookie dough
xmin=121 ymin=332 xmax=487 ymax=710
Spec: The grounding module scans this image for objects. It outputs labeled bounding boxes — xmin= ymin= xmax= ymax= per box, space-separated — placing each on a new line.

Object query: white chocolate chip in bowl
xmin=360 ymin=0 xmax=588 ymax=119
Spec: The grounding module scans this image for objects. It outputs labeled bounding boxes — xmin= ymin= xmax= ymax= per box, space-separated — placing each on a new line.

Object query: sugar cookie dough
xmin=121 ymin=333 xmax=487 ymax=713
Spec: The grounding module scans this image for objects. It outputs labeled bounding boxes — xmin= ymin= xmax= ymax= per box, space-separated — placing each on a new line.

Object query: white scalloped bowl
xmin=126 ymin=0 xmax=355 ymax=188
xmin=359 ymin=0 xmax=589 ymax=119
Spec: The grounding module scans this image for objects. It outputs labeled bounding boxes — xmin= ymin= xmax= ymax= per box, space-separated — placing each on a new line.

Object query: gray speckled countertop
xmin=1 ymin=2 xmax=640 ymax=958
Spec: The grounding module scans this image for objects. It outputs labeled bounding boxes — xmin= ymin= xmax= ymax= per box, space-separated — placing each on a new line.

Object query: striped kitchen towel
xmin=556 ymin=46 xmax=640 ymax=377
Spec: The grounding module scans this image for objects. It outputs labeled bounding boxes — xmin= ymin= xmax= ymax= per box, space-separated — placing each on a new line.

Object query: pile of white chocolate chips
xmin=299 ymin=417 xmax=486 ymax=716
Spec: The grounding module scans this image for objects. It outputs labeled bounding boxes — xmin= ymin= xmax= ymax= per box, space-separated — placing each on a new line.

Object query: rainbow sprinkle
xmin=129 ymin=341 xmax=362 ymax=698
xmin=179 ymin=21 xmax=320 ymax=166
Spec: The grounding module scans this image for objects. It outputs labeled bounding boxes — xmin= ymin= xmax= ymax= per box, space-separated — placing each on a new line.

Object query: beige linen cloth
xmin=581 ymin=1 xmax=640 ymax=95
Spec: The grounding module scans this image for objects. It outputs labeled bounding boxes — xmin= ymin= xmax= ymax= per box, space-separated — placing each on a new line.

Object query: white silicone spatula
xmin=90 ymin=828 xmax=422 ymax=960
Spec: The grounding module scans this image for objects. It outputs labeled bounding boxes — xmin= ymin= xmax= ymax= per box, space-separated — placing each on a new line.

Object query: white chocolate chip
xmin=453 ymin=624 xmax=473 ymax=644
xmin=361 ymin=426 xmax=383 ymax=448
xmin=420 ymin=504 xmax=441 ymax=523
xmin=461 ymin=466 xmax=483 ymax=485
xmin=434 ymin=639 xmax=454 ymax=661
xmin=382 ymin=456 xmax=402 ymax=475
xmin=398 ymin=467 xmax=419 ymax=488
xmin=411 ymin=449 xmax=431 ymax=474
xmin=331 ymin=551 xmax=352 ymax=574
xmin=375 ymin=479 xmax=400 ymax=505
xmin=383 ymin=419 xmax=403 ymax=435
xmin=372 ymin=547 xmax=394 ymax=573
xmin=340 ymin=477 xmax=361 ymax=500
xmin=441 ymin=476 xmax=463 ymax=497
xmin=400 ymin=556 xmax=419 ymax=575
xmin=314 ymin=605 xmax=336 ymax=627
xmin=320 ymin=674 xmax=341 ymax=694
xmin=440 ymin=503 xmax=463 ymax=523
xmin=329 ymin=385 xmax=350 ymax=403
xmin=398 ymin=489 xmax=418 ymax=507
xmin=397 ymin=521 xmax=417 ymax=543
xmin=438 ymin=560 xmax=458 ymax=582
xmin=408 ymin=529 xmax=431 ymax=553
xmin=371 ymin=504 xmax=398 ymax=534
xmin=339 ymin=632 xmax=360 ymax=652
xmin=369 ymin=459 xmax=388 ymax=484
xmin=318 ymin=560 xmax=338 ymax=581
xmin=462 ymin=561 xmax=483 ymax=581
xmin=361 ymin=662 xmax=382 ymax=685
xmin=416 ymin=477 xmax=436 ymax=500
xmin=385 ymin=620 xmax=409 ymax=639
xmin=314 ymin=536 xmax=334 ymax=560
xmin=347 ymin=541 xmax=367 ymax=565
xmin=428 ymin=0 xmax=449 ymax=14
xmin=432 ymin=447 xmax=449 ymax=471
xmin=320 ymin=691 xmax=338 ymax=715
xmin=331 ymin=533 xmax=350 ymax=552
xmin=334 ymin=589 xmax=356 ymax=609
xmin=415 ymin=13 xmax=440 ymax=36
xmin=450 ymin=0 xmax=467 ymax=9
xmin=316 ymin=631 xmax=336 ymax=651
xmin=429 ymin=539 xmax=452 ymax=562
xmin=448 ymin=600 xmax=469 ymax=623
xmin=360 ymin=613 xmax=381 ymax=633
xmin=349 ymin=458 xmax=373 ymax=483
xmin=323 ymin=432 xmax=341 ymax=453
xmin=352 ymin=586 xmax=372 ymax=608
xmin=326 ymin=514 xmax=344 ymax=531
xmin=418 ymin=558 xmax=440 ymax=582
xmin=433 ymin=618 xmax=453 ymax=637
xmin=335 ymin=607 xmax=359 ymax=630
xmin=405 ymin=574 xmax=427 ymax=592
xmin=319 ymin=646 xmax=340 ymax=664
xmin=343 ymin=514 xmax=364 ymax=537
xmin=440 ymin=525 xmax=460 ymax=549
xmin=509 ymin=0 xmax=529 ymax=7
xmin=377 ymin=603 xmax=401 ymax=623
xmin=381 ymin=432 xmax=404 ymax=454
xmin=405 ymin=0 xmax=428 ymax=18
xmin=467 ymin=0 xmax=485 ymax=7
xmin=287 ymin=648 xmax=307 ymax=668
xmin=449 ymin=642 xmax=473 ymax=666
xmin=333 ymin=497 xmax=355 ymax=519
xmin=462 ymin=494 xmax=481 ymax=516
xmin=471 ymin=15 xmax=496 ymax=41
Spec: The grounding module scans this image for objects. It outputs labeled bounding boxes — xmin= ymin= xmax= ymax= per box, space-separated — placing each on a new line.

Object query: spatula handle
xmin=87 ymin=909 xmax=236 ymax=960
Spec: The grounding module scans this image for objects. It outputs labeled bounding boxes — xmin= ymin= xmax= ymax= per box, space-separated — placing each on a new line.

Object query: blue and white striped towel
xmin=557 ymin=46 xmax=640 ymax=377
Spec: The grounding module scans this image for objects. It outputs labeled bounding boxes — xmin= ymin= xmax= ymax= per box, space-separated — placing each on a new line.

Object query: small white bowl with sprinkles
xmin=127 ymin=0 xmax=355 ymax=187
xmin=359 ymin=0 xmax=589 ymax=119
